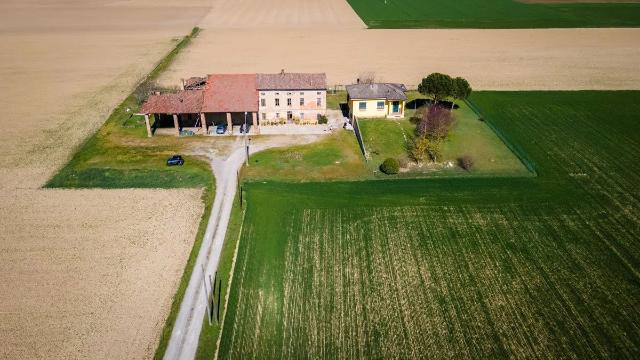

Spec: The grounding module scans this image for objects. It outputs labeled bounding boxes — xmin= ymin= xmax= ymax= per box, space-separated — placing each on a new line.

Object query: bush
xmin=318 ymin=114 xmax=328 ymax=124
xmin=380 ymin=158 xmax=400 ymax=175
xmin=458 ymin=155 xmax=474 ymax=171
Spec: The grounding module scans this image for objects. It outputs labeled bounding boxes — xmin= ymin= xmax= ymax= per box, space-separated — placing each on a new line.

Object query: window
xmin=276 ymin=113 xmax=280 ymax=119
xmin=300 ymin=113 xmax=305 ymax=119
xmin=260 ymin=92 xmax=265 ymax=95
xmin=275 ymin=92 xmax=280 ymax=95
xmin=262 ymin=113 xmax=266 ymax=120
xmin=377 ymin=101 xmax=385 ymax=110
xmin=287 ymin=98 xmax=292 ymax=106
xmin=359 ymin=102 xmax=367 ymax=111
xmin=300 ymin=92 xmax=304 ymax=95
xmin=275 ymin=98 xmax=280 ymax=106
xmin=261 ymin=98 xmax=266 ymax=107
xmin=317 ymin=98 xmax=322 ymax=107
xmin=300 ymin=98 xmax=304 ymax=106
xmin=317 ymin=91 xmax=321 ymax=95
xmin=287 ymin=92 xmax=292 ymax=95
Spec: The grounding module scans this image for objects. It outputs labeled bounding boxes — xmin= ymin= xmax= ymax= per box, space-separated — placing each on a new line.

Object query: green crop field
xmin=346 ymin=0 xmax=640 ymax=28
xmin=218 ymin=91 xmax=640 ymax=358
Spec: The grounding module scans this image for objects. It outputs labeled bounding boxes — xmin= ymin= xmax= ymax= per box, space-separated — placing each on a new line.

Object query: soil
xmin=0 ymin=1 xmax=208 ymax=359
xmin=158 ymin=0 xmax=640 ymax=91
xmin=0 ymin=188 xmax=203 ymax=359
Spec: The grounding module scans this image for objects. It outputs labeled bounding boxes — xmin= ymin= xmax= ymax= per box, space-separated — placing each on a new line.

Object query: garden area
xmin=359 ymin=100 xmax=529 ymax=177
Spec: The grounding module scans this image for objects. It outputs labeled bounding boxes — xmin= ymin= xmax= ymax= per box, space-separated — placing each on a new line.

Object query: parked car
xmin=166 ymin=155 xmax=184 ymax=166
xmin=216 ymin=123 xmax=227 ymax=134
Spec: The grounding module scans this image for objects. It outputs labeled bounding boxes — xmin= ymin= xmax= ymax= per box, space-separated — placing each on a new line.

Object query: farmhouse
xmin=346 ymin=83 xmax=407 ymax=119
xmin=139 ymin=71 xmax=327 ymax=137
xmin=257 ymin=71 xmax=327 ymax=124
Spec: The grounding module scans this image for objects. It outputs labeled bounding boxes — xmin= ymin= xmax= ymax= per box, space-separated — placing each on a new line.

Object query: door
xmin=287 ymin=111 xmax=293 ymax=123
xmin=392 ymin=101 xmax=400 ymax=114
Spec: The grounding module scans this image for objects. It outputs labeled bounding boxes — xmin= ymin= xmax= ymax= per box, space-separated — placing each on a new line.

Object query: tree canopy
xmin=418 ymin=73 xmax=472 ymax=105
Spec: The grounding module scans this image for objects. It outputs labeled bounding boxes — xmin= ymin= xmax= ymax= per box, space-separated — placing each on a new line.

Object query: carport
xmin=200 ymin=73 xmax=259 ymax=135
xmin=139 ymin=90 xmax=204 ymax=137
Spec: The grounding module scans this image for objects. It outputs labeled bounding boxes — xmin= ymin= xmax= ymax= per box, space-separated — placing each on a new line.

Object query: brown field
xmin=158 ymin=0 xmax=640 ymax=90
xmin=0 ymin=188 xmax=203 ymax=359
xmin=0 ymin=0 xmax=209 ymax=359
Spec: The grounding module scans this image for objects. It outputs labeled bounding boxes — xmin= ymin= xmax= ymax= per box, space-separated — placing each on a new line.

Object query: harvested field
xmin=0 ymin=1 xmax=210 ymax=358
xmin=219 ymin=91 xmax=640 ymax=358
xmin=0 ymin=188 xmax=204 ymax=359
xmin=0 ymin=0 xmax=208 ymax=189
xmin=158 ymin=0 xmax=640 ymax=91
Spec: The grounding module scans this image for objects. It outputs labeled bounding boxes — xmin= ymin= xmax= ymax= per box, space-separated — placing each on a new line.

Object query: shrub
xmin=318 ymin=114 xmax=328 ymax=124
xmin=458 ymin=155 xmax=474 ymax=171
xmin=380 ymin=158 xmax=400 ymax=175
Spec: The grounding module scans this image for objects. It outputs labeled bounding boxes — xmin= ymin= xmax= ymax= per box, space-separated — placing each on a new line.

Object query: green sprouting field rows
xmin=217 ymin=91 xmax=640 ymax=358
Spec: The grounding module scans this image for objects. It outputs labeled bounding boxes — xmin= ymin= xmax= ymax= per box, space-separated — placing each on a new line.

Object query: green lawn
xmin=347 ymin=0 xmax=640 ymax=28
xmin=241 ymin=131 xmax=369 ymax=182
xmin=218 ymin=91 xmax=640 ymax=358
xmin=359 ymin=100 xmax=530 ymax=177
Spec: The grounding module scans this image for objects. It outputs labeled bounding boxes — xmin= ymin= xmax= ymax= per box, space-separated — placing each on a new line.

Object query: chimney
xmin=280 ymin=69 xmax=285 ymax=75
xmin=356 ymin=78 xmax=360 ymax=84
xmin=181 ymin=78 xmax=185 ymax=90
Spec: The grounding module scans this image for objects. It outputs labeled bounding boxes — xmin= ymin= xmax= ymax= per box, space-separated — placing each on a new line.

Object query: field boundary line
xmin=352 ymin=117 xmax=369 ymax=161
xmin=464 ymin=98 xmax=537 ymax=175
xmin=214 ymin=201 xmax=247 ymax=360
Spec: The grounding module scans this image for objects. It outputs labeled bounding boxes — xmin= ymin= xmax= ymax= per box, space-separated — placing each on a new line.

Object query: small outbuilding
xmin=346 ymin=83 xmax=407 ymax=119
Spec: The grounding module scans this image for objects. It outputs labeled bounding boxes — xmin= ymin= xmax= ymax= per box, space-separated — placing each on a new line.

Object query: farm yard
xmin=219 ymin=91 xmax=640 ymax=358
xmin=346 ymin=0 xmax=640 ymax=28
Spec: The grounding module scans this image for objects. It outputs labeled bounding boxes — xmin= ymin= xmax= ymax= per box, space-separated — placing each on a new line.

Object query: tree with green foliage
xmin=452 ymin=77 xmax=472 ymax=109
xmin=418 ymin=73 xmax=453 ymax=104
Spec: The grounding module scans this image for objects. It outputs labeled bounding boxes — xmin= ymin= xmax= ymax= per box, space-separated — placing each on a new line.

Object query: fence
xmin=352 ymin=117 xmax=369 ymax=161
xmin=464 ymin=99 xmax=537 ymax=175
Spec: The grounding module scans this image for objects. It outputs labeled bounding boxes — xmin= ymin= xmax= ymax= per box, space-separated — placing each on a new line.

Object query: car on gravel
xmin=166 ymin=155 xmax=184 ymax=166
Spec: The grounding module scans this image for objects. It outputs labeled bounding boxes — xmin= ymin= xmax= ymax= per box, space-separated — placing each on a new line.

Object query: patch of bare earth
xmin=0 ymin=0 xmax=210 ymax=358
xmin=158 ymin=0 xmax=640 ymax=91
xmin=0 ymin=189 xmax=203 ymax=359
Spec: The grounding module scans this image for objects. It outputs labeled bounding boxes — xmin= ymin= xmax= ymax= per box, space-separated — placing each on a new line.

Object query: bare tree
xmin=133 ymin=80 xmax=159 ymax=105
xmin=357 ymin=72 xmax=376 ymax=84
xmin=416 ymin=106 xmax=455 ymax=140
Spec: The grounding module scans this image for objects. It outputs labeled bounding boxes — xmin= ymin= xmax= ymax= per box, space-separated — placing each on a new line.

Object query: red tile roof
xmin=257 ymin=73 xmax=326 ymax=90
xmin=201 ymin=74 xmax=258 ymax=113
xmin=140 ymin=90 xmax=203 ymax=114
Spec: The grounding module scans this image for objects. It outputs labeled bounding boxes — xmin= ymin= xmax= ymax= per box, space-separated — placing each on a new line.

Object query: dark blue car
xmin=166 ymin=155 xmax=184 ymax=166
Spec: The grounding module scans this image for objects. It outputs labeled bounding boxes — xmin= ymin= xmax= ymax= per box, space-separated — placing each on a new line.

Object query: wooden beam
xmin=201 ymin=113 xmax=207 ymax=135
xmin=173 ymin=114 xmax=180 ymax=136
xmin=252 ymin=112 xmax=259 ymax=134
xmin=144 ymin=114 xmax=152 ymax=137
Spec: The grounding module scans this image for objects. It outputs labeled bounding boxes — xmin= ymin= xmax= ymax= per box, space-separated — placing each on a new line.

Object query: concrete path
xmin=163 ymin=141 xmax=247 ymax=360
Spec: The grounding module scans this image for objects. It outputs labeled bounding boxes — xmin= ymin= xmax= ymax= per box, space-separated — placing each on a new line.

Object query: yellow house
xmin=346 ymin=83 xmax=407 ymax=119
